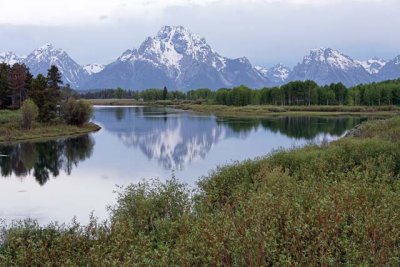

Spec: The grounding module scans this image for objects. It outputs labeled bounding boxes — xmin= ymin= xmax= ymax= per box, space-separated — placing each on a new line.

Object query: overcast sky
xmin=0 ymin=0 xmax=399 ymax=67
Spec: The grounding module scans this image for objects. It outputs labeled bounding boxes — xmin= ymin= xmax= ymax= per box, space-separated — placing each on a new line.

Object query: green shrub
xmin=20 ymin=99 xmax=38 ymax=129
xmin=1 ymin=116 xmax=400 ymax=266
xmin=61 ymin=98 xmax=93 ymax=126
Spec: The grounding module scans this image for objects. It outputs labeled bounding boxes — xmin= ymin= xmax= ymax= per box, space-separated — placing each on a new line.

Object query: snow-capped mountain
xmin=23 ymin=44 xmax=88 ymax=88
xmin=289 ymin=48 xmax=373 ymax=86
xmin=254 ymin=66 xmax=268 ymax=76
xmin=357 ymin=58 xmax=387 ymax=75
xmin=84 ymin=26 xmax=269 ymax=90
xmin=0 ymin=51 xmax=22 ymax=65
xmin=377 ymin=55 xmax=400 ymax=81
xmin=83 ymin=63 xmax=105 ymax=75
xmin=256 ymin=63 xmax=291 ymax=86
xmin=2 ymin=32 xmax=400 ymax=89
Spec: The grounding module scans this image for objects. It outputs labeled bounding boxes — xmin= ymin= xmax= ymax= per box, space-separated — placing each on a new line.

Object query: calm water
xmin=0 ymin=106 xmax=368 ymax=224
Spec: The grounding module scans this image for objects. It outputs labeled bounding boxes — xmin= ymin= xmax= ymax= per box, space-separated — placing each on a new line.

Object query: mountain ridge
xmin=1 ymin=27 xmax=400 ymax=90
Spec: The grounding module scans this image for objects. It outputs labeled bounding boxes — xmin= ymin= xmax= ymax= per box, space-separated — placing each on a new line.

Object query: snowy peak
xmin=357 ymin=57 xmax=387 ymax=74
xmin=304 ymin=47 xmax=360 ymax=70
xmin=255 ymin=63 xmax=291 ymax=85
xmin=254 ymin=66 xmax=268 ymax=76
xmin=377 ymin=55 xmax=400 ymax=80
xmin=289 ymin=47 xmax=372 ymax=86
xmin=267 ymin=63 xmax=290 ymax=82
xmin=85 ymin=25 xmax=268 ymax=90
xmin=26 ymin=43 xmax=67 ymax=62
xmin=23 ymin=44 xmax=88 ymax=88
xmin=0 ymin=51 xmax=22 ymax=65
xmin=155 ymin=25 xmax=210 ymax=57
xmin=133 ymin=25 xmax=217 ymax=70
xmin=83 ymin=63 xmax=105 ymax=75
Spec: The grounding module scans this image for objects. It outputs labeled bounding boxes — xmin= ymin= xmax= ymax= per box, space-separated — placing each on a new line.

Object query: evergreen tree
xmin=8 ymin=64 xmax=28 ymax=108
xmin=29 ymin=74 xmax=47 ymax=121
xmin=40 ymin=65 xmax=62 ymax=121
xmin=47 ymin=65 xmax=63 ymax=90
xmin=0 ymin=63 xmax=11 ymax=109
xmin=163 ymin=86 xmax=168 ymax=100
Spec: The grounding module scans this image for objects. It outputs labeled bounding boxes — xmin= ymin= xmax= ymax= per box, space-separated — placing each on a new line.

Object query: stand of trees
xmin=80 ymin=79 xmax=400 ymax=107
xmin=0 ymin=63 xmax=91 ymax=126
xmin=80 ymin=87 xmax=185 ymax=102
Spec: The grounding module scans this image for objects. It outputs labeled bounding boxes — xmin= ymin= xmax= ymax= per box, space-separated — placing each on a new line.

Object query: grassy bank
xmin=87 ymin=98 xmax=180 ymax=106
xmin=1 ymin=115 xmax=400 ymax=265
xmin=87 ymin=98 xmax=400 ymax=117
xmin=176 ymin=103 xmax=400 ymax=117
xmin=0 ymin=110 xmax=101 ymax=144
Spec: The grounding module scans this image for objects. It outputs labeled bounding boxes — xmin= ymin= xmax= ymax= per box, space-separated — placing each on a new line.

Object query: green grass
xmin=87 ymin=98 xmax=400 ymax=117
xmin=0 ymin=110 xmax=101 ymax=144
xmin=0 ymin=110 xmax=21 ymax=125
xmin=1 ymin=116 xmax=400 ymax=265
xmin=176 ymin=104 xmax=400 ymax=117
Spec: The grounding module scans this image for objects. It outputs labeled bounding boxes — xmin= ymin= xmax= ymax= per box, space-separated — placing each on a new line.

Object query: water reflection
xmin=0 ymin=107 xmax=367 ymax=183
xmin=96 ymin=107 xmax=234 ymax=169
xmin=0 ymin=107 xmax=370 ymax=224
xmin=219 ymin=116 xmax=365 ymax=139
xmin=0 ymin=135 xmax=94 ymax=185
xmin=95 ymin=107 xmax=366 ymax=170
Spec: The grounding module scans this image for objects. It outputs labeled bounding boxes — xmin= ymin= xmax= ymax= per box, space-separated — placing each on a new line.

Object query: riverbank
xmin=0 ymin=110 xmax=101 ymax=144
xmin=1 ymin=115 xmax=399 ymax=265
xmin=86 ymin=99 xmax=400 ymax=117
xmin=175 ymin=103 xmax=400 ymax=117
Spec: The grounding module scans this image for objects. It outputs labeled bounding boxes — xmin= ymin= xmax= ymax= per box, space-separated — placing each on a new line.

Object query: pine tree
xmin=0 ymin=63 xmax=11 ymax=109
xmin=8 ymin=64 xmax=28 ymax=108
xmin=39 ymin=65 xmax=63 ymax=122
xmin=29 ymin=74 xmax=47 ymax=121
xmin=47 ymin=65 xmax=63 ymax=90
xmin=163 ymin=86 xmax=168 ymax=100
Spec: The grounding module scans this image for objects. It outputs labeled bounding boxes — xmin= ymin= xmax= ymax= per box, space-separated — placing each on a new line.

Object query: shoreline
xmin=87 ymin=99 xmax=400 ymax=117
xmin=1 ymin=115 xmax=399 ymax=265
xmin=0 ymin=122 xmax=101 ymax=145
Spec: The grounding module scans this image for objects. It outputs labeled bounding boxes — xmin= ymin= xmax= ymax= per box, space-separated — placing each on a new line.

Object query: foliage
xmin=1 ymin=116 xmax=400 ymax=265
xmin=0 ymin=135 xmax=94 ymax=185
xmin=163 ymin=86 xmax=168 ymax=100
xmin=61 ymin=98 xmax=93 ymax=126
xmin=20 ymin=99 xmax=38 ymax=130
xmin=80 ymin=79 xmax=400 ymax=107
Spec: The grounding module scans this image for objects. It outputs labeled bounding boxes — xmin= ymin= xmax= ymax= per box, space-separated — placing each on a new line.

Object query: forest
xmin=80 ymin=79 xmax=400 ymax=106
xmin=0 ymin=63 xmax=92 ymax=126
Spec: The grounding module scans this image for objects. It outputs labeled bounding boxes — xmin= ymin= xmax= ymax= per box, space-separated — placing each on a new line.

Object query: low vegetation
xmin=176 ymin=104 xmax=400 ymax=117
xmin=1 ymin=116 xmax=399 ymax=265
xmin=61 ymin=98 xmax=93 ymax=126
xmin=0 ymin=109 xmax=99 ymax=144
xmin=0 ymin=63 xmax=97 ymax=143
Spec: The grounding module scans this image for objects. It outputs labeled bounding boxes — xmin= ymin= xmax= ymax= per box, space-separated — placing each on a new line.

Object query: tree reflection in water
xmin=0 ymin=135 xmax=94 ymax=185
xmin=218 ymin=116 xmax=367 ymax=139
xmin=96 ymin=106 xmax=367 ymax=170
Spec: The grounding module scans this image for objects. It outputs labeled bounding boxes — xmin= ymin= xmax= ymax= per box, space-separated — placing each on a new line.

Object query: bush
xmin=20 ymin=99 xmax=38 ymax=129
xmin=1 ymin=116 xmax=400 ymax=265
xmin=61 ymin=98 xmax=93 ymax=126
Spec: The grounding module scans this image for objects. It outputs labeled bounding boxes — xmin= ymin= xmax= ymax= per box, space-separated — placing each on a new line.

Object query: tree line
xmin=0 ymin=63 xmax=91 ymax=127
xmin=80 ymin=86 xmax=185 ymax=102
xmin=80 ymin=79 xmax=400 ymax=106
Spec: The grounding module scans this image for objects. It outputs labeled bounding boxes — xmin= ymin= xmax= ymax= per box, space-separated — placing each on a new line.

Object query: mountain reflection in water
xmin=0 ymin=107 xmax=370 ymax=224
xmin=96 ymin=107 xmax=366 ymax=169
xmin=0 ymin=107 xmax=367 ymax=184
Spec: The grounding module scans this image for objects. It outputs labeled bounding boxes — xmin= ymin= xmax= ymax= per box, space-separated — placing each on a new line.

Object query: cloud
xmin=0 ymin=0 xmax=396 ymax=25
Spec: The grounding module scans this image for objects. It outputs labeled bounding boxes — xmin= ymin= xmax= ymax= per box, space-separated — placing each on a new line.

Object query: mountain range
xmin=1 ymin=26 xmax=400 ymax=90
